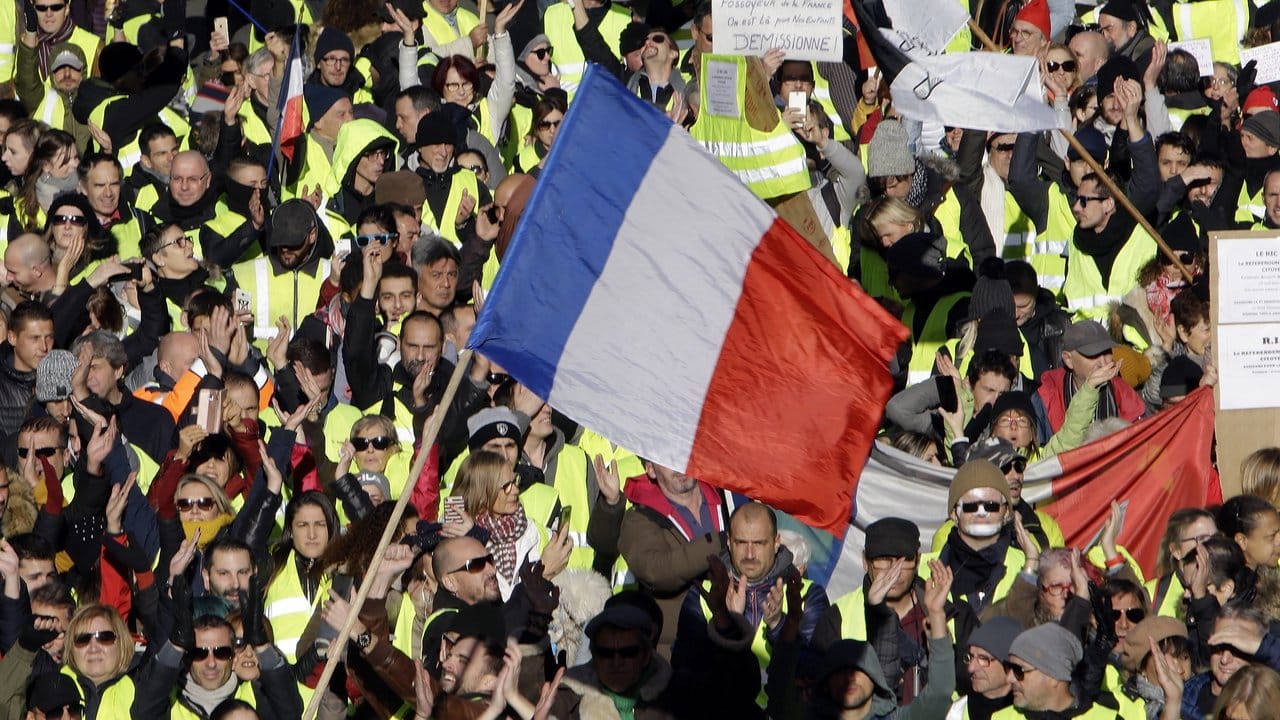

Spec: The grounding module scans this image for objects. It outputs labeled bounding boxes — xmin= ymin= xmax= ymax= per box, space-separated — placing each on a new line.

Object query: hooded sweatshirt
xmin=808 ymin=636 xmax=956 ymax=719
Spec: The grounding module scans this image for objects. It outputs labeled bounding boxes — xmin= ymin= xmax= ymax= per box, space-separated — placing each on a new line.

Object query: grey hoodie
xmin=809 ymin=636 xmax=955 ymax=720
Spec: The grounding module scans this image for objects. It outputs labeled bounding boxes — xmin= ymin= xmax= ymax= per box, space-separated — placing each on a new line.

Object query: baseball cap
xmin=268 ymin=199 xmax=319 ymax=248
xmin=1062 ymin=320 xmax=1113 ymax=357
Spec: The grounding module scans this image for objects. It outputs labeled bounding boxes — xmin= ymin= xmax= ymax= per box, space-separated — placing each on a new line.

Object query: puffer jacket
xmin=0 ymin=343 xmax=35 ymax=441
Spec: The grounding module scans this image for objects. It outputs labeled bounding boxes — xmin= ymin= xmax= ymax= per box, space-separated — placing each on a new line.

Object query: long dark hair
xmin=269 ymin=491 xmax=339 ymax=586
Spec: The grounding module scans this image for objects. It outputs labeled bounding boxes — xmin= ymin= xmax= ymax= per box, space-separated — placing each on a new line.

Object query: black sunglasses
xmin=1005 ymin=662 xmax=1037 ymax=681
xmin=34 ymin=3 xmax=66 ymax=10
xmin=1001 ymin=458 xmax=1028 ymax=474
xmin=530 ymin=47 xmax=553 ymax=60
xmin=592 ymin=644 xmax=644 ymax=660
xmin=190 ymin=645 xmax=236 ymax=661
xmin=52 ymin=214 xmax=88 ymax=226
xmin=959 ymin=500 xmax=1006 ymax=513
xmin=1075 ymin=195 xmax=1108 ymax=207
xmin=1210 ymin=643 xmax=1253 ymax=660
xmin=354 ymin=232 xmax=398 ymax=248
xmin=449 ymin=554 xmax=493 ymax=574
xmin=1047 ymin=60 xmax=1078 ymax=73
xmin=1109 ymin=607 xmax=1146 ymax=623
xmin=646 ymin=33 xmax=667 ymax=44
xmin=537 ymin=119 xmax=562 ymax=131
xmin=38 ymin=705 xmax=81 ymax=719
xmin=351 ymin=435 xmax=395 ymax=451
xmin=1163 ymin=251 xmax=1195 ymax=265
xmin=176 ymin=497 xmax=218 ymax=512
xmin=18 ymin=446 xmax=61 ymax=458
xmin=72 ymin=630 xmax=118 ymax=648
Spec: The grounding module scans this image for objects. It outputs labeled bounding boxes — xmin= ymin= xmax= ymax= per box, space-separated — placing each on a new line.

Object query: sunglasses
xmin=37 ymin=705 xmax=81 ymax=719
xmin=780 ymin=75 xmax=813 ymax=84
xmin=52 ymin=214 xmax=88 ymax=226
xmin=1005 ymin=662 xmax=1038 ymax=681
xmin=537 ymin=119 xmax=562 ymax=131
xmin=592 ymin=644 xmax=644 ymax=660
xmin=1075 ymin=195 xmax=1108 ymax=207
xmin=1001 ymin=458 xmax=1028 ymax=474
xmin=1163 ymin=251 xmax=1195 ymax=266
xmin=460 ymin=164 xmax=484 ymax=173
xmin=190 ymin=645 xmax=236 ymax=661
xmin=72 ymin=630 xmax=118 ymax=648
xmin=176 ymin=497 xmax=218 ymax=512
xmin=352 ymin=435 xmax=395 ymax=451
xmin=354 ymin=232 xmax=398 ymax=248
xmin=448 ymin=554 xmax=493 ymax=574
xmin=1210 ymin=643 xmax=1253 ymax=660
xmin=34 ymin=3 xmax=66 ymax=10
xmin=529 ymin=47 xmax=553 ymax=60
xmin=1109 ymin=607 xmax=1146 ymax=623
xmin=18 ymin=446 xmax=61 ymax=458
xmin=958 ymin=500 xmax=1006 ymax=513
xmin=1047 ymin=60 xmax=1078 ymax=73
xmin=646 ymin=33 xmax=667 ymax=44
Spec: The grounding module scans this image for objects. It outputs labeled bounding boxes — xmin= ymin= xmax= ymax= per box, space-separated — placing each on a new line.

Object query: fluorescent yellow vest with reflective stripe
xmin=231 ymin=256 xmax=331 ymax=352
xmin=36 ymin=88 xmax=66 ymax=129
xmin=543 ymin=3 xmax=630 ymax=97
xmin=62 ymin=666 xmax=136 ymax=719
xmin=1145 ymin=572 xmax=1185 ymax=619
xmin=1032 ymin=185 xmax=1075 ymax=296
xmin=919 ymin=547 xmax=1024 ymax=608
xmin=998 ymin=191 xmax=1038 ymax=263
xmin=1169 ymin=0 xmax=1248 ymax=65
xmin=808 ymin=65 xmax=851 ymax=142
xmin=545 ymin=444 xmax=596 ymax=570
xmin=904 ymin=292 xmax=970 ymax=386
xmin=1236 ymin=182 xmax=1264 ymax=224
xmin=0 ymin=0 xmax=15 ymax=84
xmin=423 ymin=6 xmax=480 ymax=47
xmin=265 ymin=549 xmax=332 ymax=662
xmin=66 ymin=27 xmax=101 ymax=78
xmin=239 ymin=104 xmax=273 ymax=147
xmin=321 ymin=402 xmax=415 ymax=507
xmin=1167 ymin=105 xmax=1211 ymax=132
xmin=421 ymin=169 xmax=480 ymax=244
xmin=170 ymin=681 xmax=258 ymax=719
xmin=1062 ymin=225 xmax=1156 ymax=323
xmin=690 ymin=55 xmax=811 ymax=201
xmin=932 ymin=189 xmax=974 ymax=267
xmin=857 ymin=247 xmax=902 ymax=303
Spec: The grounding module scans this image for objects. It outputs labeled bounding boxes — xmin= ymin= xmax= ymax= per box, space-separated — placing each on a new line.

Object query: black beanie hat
xmin=314 ymin=26 xmax=355 ymax=62
xmin=864 ymin=518 xmax=921 ymax=559
xmin=990 ymin=391 xmax=1037 ymax=429
xmin=415 ymin=111 xmax=459 ymax=149
xmin=974 ymin=310 xmax=1024 ymax=357
xmin=1096 ymin=55 xmax=1141 ymax=99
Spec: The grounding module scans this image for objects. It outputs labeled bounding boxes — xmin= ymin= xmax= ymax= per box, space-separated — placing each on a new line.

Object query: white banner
xmin=886 ymin=42 xmax=1062 ymax=134
xmin=1241 ymin=42 xmax=1280 ymax=86
xmin=881 ymin=0 xmax=969 ymax=56
xmin=712 ymin=0 xmax=843 ymax=62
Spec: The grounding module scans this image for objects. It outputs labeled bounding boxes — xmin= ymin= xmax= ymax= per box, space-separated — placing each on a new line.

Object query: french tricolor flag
xmin=275 ymin=33 xmax=304 ymax=162
xmin=468 ymin=67 xmax=907 ymax=534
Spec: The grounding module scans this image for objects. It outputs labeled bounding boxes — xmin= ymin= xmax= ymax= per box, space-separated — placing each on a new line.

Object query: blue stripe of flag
xmin=467 ymin=65 xmax=677 ymax=399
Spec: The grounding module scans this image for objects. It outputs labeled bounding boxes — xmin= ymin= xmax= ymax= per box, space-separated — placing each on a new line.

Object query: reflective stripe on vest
xmin=1062 ymin=224 xmax=1156 ymax=323
xmin=689 ymin=54 xmax=810 ymax=200
xmin=1174 ymin=0 xmax=1247 ymax=65
xmin=38 ymin=89 xmax=63 ymax=126
xmin=238 ymin=256 xmax=331 ymax=341
xmin=265 ymin=549 xmax=332 ymax=661
xmin=998 ymin=191 xmax=1037 ymax=260
xmin=904 ymin=292 xmax=970 ymax=386
xmin=808 ymin=67 xmax=851 ymax=142
xmin=1237 ymin=183 xmax=1264 ymax=223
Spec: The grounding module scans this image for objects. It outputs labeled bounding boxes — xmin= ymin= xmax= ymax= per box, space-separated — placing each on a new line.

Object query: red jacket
xmin=1036 ymin=368 xmax=1145 ymax=433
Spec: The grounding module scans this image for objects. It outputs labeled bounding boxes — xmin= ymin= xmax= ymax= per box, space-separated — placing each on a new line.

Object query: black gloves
xmin=332 ymin=473 xmax=373 ymax=524
xmin=170 ymin=571 xmax=195 ymax=650
xmin=18 ymin=613 xmax=60 ymax=653
xmin=240 ymin=572 xmax=269 ymax=648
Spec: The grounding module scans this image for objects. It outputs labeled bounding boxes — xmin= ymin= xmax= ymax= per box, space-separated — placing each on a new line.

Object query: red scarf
xmin=479 ymin=506 xmax=528 ymax=584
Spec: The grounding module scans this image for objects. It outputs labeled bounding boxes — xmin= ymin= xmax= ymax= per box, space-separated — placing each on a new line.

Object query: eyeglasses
xmin=996 ymin=416 xmax=1032 ymax=430
xmin=444 ymin=81 xmax=473 ymax=93
xmin=1163 ymin=251 xmax=1195 ymax=266
xmin=991 ymin=142 xmax=1016 ymax=153
xmin=52 ymin=214 xmax=88 ymax=226
xmin=1047 ymin=60 xmax=1078 ymax=73
xmin=448 ymin=554 xmax=494 ymax=574
xmin=37 ymin=705 xmax=81 ymax=719
xmin=172 ymin=172 xmax=210 ymax=185
xmin=34 ymin=3 xmax=66 ymax=11
xmin=529 ymin=47 xmax=553 ymax=60
xmin=500 ymin=478 xmax=519 ymax=494
xmin=354 ymin=232 xmax=398 ymax=248
xmin=1074 ymin=195 xmax=1108 ymax=207
xmin=156 ymin=234 xmax=191 ymax=252
xmin=190 ymin=645 xmax=236 ymax=661
xmin=363 ymin=148 xmax=390 ymax=162
xmin=958 ymin=500 xmax=1006 ymax=514
xmin=176 ymin=497 xmax=218 ymax=512
xmin=18 ymin=446 xmax=61 ymax=458
xmin=72 ymin=630 xmax=118 ymax=648
xmin=1203 ymin=76 xmax=1231 ymax=89
xmin=1109 ymin=607 xmax=1146 ymax=623
xmin=1005 ymin=662 xmax=1039 ymax=681
xmin=963 ymin=651 xmax=997 ymax=667
xmin=351 ymin=435 xmax=395 ymax=451
xmin=537 ymin=119 xmax=562 ymax=131
xmin=321 ymin=55 xmax=351 ymax=67
xmin=1040 ymin=582 xmax=1073 ymax=596
xmin=1001 ymin=458 xmax=1028 ymax=474
xmin=592 ymin=644 xmax=644 ymax=660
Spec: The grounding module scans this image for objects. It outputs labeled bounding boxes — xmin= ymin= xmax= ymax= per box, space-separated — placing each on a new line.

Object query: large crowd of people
xmin=0 ymin=0 xmax=1274 ymax=717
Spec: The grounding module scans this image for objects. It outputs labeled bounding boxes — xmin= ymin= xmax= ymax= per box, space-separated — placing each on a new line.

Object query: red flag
xmin=1040 ymin=386 xmax=1217 ymax=576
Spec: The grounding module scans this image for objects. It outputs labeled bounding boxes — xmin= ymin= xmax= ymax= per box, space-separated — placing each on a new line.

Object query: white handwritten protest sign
xmin=712 ymin=0 xmax=842 ymax=62
xmin=1241 ymin=42 xmax=1280 ymax=86
xmin=881 ymin=0 xmax=968 ymax=56
xmin=1169 ymin=38 xmax=1214 ymax=77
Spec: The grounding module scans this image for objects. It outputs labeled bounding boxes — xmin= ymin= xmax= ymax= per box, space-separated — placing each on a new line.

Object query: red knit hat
xmin=1015 ymin=0 xmax=1052 ymax=41
xmin=1244 ymin=87 xmax=1279 ymax=115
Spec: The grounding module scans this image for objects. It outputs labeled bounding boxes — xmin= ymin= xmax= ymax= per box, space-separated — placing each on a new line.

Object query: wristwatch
xmin=355 ymin=631 xmax=372 ymax=650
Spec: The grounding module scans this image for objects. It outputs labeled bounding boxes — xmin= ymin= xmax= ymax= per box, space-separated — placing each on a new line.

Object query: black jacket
xmin=0 ymin=344 xmax=35 ymax=441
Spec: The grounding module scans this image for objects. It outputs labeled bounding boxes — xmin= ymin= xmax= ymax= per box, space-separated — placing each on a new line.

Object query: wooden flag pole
xmin=965 ymin=20 xmax=1195 ymax=284
xmin=301 ymin=349 xmax=474 ymax=720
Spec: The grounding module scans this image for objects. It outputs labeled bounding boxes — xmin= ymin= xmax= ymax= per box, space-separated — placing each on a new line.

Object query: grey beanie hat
xmin=355 ymin=470 xmax=392 ymax=500
xmin=968 ymin=616 xmax=1024 ymax=663
xmin=1242 ymin=110 xmax=1280 ymax=149
xmin=35 ymin=350 xmax=77 ymax=403
xmin=1009 ymin=624 xmax=1083 ymax=682
xmin=866 ymin=119 xmax=915 ymax=178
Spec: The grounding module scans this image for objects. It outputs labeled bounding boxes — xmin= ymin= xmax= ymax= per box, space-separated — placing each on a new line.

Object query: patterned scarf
xmin=36 ymin=16 xmax=75 ymax=78
xmin=478 ymin=506 xmax=529 ymax=584
xmin=1062 ymin=373 xmax=1119 ymax=424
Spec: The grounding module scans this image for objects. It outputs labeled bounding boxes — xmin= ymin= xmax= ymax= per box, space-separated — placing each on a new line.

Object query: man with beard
xmin=231 ymin=200 xmax=333 ymax=354
xmin=342 ymin=242 xmax=488 ymax=455
xmin=412 ymin=112 xmax=488 ymax=244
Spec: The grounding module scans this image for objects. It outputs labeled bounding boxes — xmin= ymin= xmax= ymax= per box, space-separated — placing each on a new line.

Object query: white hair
xmin=779 ymin=529 xmax=810 ymax=574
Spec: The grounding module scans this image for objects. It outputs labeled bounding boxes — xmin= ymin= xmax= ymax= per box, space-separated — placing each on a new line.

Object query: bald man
xmin=1069 ymin=30 xmax=1109 ymax=85
xmin=149 ymin=151 xmax=222 ymax=252
xmin=133 ymin=331 xmax=206 ymax=420
xmin=416 ymin=537 xmax=502 ymax=672
xmin=3 ymin=234 xmax=56 ymax=298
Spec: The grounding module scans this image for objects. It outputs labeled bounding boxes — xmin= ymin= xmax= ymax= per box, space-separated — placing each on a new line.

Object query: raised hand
xmin=866 ymin=557 xmax=905 ymax=605
xmin=762 ymin=578 xmax=784 ymax=629
xmin=258 ymin=440 xmax=284 ymax=494
xmin=593 ymin=454 xmax=621 ymax=505
xmin=105 ymin=473 xmax=136 ymax=535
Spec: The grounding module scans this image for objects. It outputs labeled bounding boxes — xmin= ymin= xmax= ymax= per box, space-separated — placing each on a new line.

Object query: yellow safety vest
xmin=423 ymin=6 xmax=480 ymax=47
xmin=830 ymin=224 xmax=852 ymax=274
xmin=689 ymin=54 xmax=810 ymax=201
xmin=919 ymin=546 xmax=1024 ymax=610
xmin=0 ymin=0 xmax=15 ymax=84
xmin=998 ymin=191 xmax=1038 ymax=264
xmin=1145 ymin=572 xmax=1185 ymax=619
xmin=932 ymin=189 xmax=975 ymax=267
xmin=170 ymin=681 xmax=257 ymax=720
xmin=543 ymin=3 xmax=630 ymax=97
xmin=1167 ymin=104 xmax=1212 ymax=132
xmin=991 ymin=698 xmax=1134 ymax=719
xmin=107 ymin=211 xmax=144 ymax=259
xmin=203 ymin=199 xmax=259 ymax=264
xmin=287 ymin=135 xmax=333 ymax=201
xmin=421 ymin=169 xmax=480 ymax=245
xmin=65 ymin=27 xmax=101 ymax=79
xmin=231 ymin=255 xmax=331 ymax=352
xmin=857 ymin=247 xmax=902 ymax=303
xmin=808 ymin=65 xmax=851 ymax=142
xmin=62 ymin=666 xmax=136 ymax=720
xmin=903 ymin=292 xmax=970 ymax=386
xmin=322 ymin=402 xmax=414 ymax=506
xmin=265 ymin=549 xmax=332 ymax=662
xmin=1236 ymin=182 xmax=1264 ymax=224
xmin=1168 ymin=0 xmax=1249 ymax=65
xmin=239 ymin=104 xmax=273 ymax=147
xmin=943 ymin=335 xmax=1035 ymax=382
xmin=698 ymin=576 xmax=814 ymax=704
xmin=1062 ymin=224 xmax=1156 ymax=323
xmin=1031 ymin=185 xmax=1075 ymax=296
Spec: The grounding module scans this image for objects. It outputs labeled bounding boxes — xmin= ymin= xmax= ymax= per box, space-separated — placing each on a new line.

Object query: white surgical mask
xmin=964 ymin=522 xmax=1002 ymax=538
